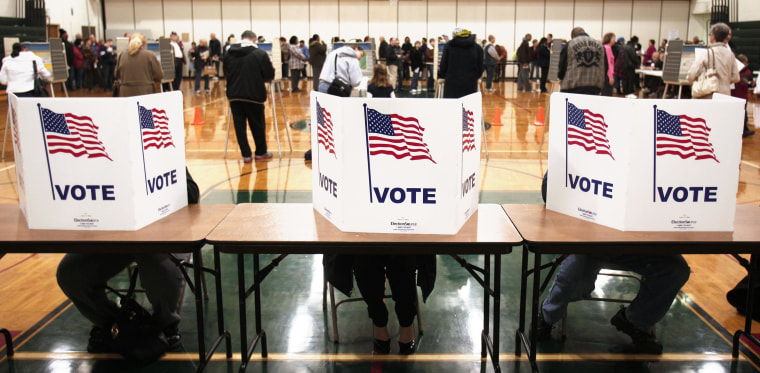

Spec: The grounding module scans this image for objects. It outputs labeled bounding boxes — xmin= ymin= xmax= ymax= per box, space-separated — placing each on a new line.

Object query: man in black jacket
xmin=308 ymin=34 xmax=327 ymax=92
xmin=439 ymin=28 xmax=483 ymax=98
xmin=60 ymin=29 xmax=76 ymax=91
xmin=224 ymin=30 xmax=275 ymax=162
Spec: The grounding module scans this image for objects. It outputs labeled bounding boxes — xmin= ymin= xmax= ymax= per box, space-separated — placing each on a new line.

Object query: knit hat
xmin=452 ymin=28 xmax=471 ymax=38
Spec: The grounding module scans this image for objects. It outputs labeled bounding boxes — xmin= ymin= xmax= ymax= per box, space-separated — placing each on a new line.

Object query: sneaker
xmin=243 ymin=157 xmax=252 ymax=163
xmin=254 ymin=152 xmax=273 ymax=160
xmin=610 ymin=306 xmax=663 ymax=354
xmin=531 ymin=308 xmax=554 ymax=342
xmin=743 ymin=130 xmax=755 ymax=138
xmin=164 ymin=325 xmax=182 ymax=350
xmin=625 ymin=93 xmax=638 ymax=99
xmin=195 ymin=91 xmax=201 ymax=95
xmin=87 ymin=326 xmax=115 ymax=353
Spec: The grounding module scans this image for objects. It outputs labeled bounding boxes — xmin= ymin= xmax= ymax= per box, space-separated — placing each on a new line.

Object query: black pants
xmin=353 ymin=255 xmax=417 ymax=328
xmin=172 ymin=58 xmax=184 ymax=90
xmin=230 ymin=101 xmax=267 ymax=158
xmin=290 ymin=69 xmax=301 ymax=91
xmin=540 ymin=66 xmax=549 ymax=92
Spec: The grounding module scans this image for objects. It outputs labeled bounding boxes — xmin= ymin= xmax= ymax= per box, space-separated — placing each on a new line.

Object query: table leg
xmin=215 ymin=248 xmax=232 ymax=358
xmin=530 ymin=251 xmax=542 ymax=370
xmin=253 ymin=254 xmax=268 ymax=358
xmin=733 ymin=254 xmax=760 ymax=357
xmin=493 ymin=254 xmax=502 ymax=373
xmin=193 ymin=248 xmax=206 ymax=363
xmin=238 ymin=254 xmax=250 ymax=372
xmin=516 ymin=244 xmax=529 ymax=356
xmin=482 ymin=254 xmax=491 ymax=359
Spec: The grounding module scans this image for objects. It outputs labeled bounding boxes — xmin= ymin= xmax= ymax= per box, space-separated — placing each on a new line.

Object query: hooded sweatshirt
xmin=439 ymin=35 xmax=483 ymax=98
xmin=223 ymin=40 xmax=275 ymax=103
xmin=319 ymin=46 xmax=363 ymax=87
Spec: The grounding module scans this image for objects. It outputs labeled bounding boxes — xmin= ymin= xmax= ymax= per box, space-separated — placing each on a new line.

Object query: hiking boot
xmin=87 ymin=326 xmax=115 ymax=353
xmin=530 ymin=308 xmax=554 ymax=342
xmin=610 ymin=306 xmax=663 ymax=354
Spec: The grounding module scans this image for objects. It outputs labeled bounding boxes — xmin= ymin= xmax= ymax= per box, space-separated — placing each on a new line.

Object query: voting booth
xmin=8 ymin=91 xmax=187 ymax=230
xmin=311 ymin=92 xmax=482 ymax=234
xmin=546 ymin=93 xmax=744 ymax=231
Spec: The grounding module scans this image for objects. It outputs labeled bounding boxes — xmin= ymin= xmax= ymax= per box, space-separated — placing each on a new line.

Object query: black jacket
xmin=386 ymin=45 xmax=401 ymax=64
xmin=439 ymin=35 xmax=484 ymax=98
xmin=537 ymin=44 xmax=551 ymax=68
xmin=309 ymin=40 xmax=327 ymax=68
xmin=223 ymin=42 xmax=275 ymax=103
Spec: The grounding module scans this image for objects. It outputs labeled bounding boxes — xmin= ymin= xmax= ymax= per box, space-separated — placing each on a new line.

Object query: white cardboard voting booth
xmin=546 ymin=93 xmax=744 ymax=231
xmin=9 ymin=91 xmax=187 ymax=230
xmin=311 ymin=92 xmax=482 ymax=234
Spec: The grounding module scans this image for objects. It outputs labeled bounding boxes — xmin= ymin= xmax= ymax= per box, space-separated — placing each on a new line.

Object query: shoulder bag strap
xmin=33 ymin=60 xmax=38 ymax=76
xmin=333 ymin=54 xmax=339 ymax=81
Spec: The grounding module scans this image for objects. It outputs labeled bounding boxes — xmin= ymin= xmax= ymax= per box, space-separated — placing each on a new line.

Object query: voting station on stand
xmin=9 ymin=91 xmax=187 ymax=230
xmin=546 ymin=92 xmax=745 ymax=231
xmin=310 ymin=91 xmax=482 ymax=234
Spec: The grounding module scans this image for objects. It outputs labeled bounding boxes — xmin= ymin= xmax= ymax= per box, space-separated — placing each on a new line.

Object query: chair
xmin=322 ymin=268 xmax=423 ymax=343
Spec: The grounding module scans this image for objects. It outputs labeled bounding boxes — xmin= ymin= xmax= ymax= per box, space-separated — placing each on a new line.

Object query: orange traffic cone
xmin=491 ymin=106 xmax=503 ymax=126
xmin=534 ymin=106 xmax=545 ymax=126
xmin=191 ymin=106 xmax=205 ymax=126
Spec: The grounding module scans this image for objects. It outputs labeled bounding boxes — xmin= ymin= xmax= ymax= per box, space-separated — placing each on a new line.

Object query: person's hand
xmin=609 ymin=77 xmax=614 ymax=85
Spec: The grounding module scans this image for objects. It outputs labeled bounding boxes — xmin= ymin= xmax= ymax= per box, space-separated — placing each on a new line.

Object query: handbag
xmin=202 ymin=64 xmax=218 ymax=76
xmin=691 ymin=47 xmax=719 ymax=98
xmin=32 ymin=61 xmax=49 ymax=97
xmin=327 ymin=55 xmax=352 ymax=97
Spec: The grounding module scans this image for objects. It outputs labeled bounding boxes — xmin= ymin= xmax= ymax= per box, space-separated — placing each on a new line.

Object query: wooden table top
xmin=0 ymin=203 xmax=235 ymax=253
xmin=207 ymin=203 xmax=522 ymax=254
xmin=503 ymin=204 xmax=760 ymax=254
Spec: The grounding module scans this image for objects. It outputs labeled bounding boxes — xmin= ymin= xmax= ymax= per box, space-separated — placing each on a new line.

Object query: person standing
xmin=438 ymin=28 xmax=483 ymax=98
xmin=687 ymin=22 xmax=740 ymax=100
xmin=557 ymin=27 xmax=606 ymax=95
xmin=100 ymin=39 xmax=116 ymax=91
xmin=309 ymin=34 xmax=327 ymax=91
xmin=601 ymin=33 xmax=616 ymax=96
xmin=0 ymin=43 xmax=52 ymax=96
xmin=386 ymin=37 xmax=402 ymax=90
xmin=377 ymin=36 xmax=388 ymax=64
xmin=279 ymin=37 xmax=290 ymax=80
xmin=169 ymin=32 xmax=185 ymax=91
xmin=288 ymin=35 xmax=307 ymax=92
xmin=191 ymin=39 xmax=211 ymax=95
xmin=224 ymin=30 xmax=275 ymax=162
xmin=484 ymin=35 xmax=499 ymax=92
xmin=409 ymin=41 xmax=424 ymax=94
xmin=208 ymin=33 xmax=221 ymax=78
xmin=536 ymin=37 xmax=551 ymax=93
xmin=425 ymin=38 xmax=437 ymax=92
xmin=516 ymin=33 xmax=532 ymax=91
xmin=114 ymin=33 xmax=163 ymax=97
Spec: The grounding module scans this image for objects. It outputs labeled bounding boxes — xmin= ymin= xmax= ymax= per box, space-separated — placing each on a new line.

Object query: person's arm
xmin=291 ymin=46 xmax=306 ymax=61
xmin=730 ymin=55 xmax=741 ymax=84
xmin=36 ymin=56 xmax=52 ymax=81
xmin=686 ymin=52 xmax=706 ymax=83
xmin=348 ymin=59 xmax=363 ymax=87
xmin=487 ymin=45 xmax=499 ymax=60
xmin=557 ymin=45 xmax=568 ymax=80
xmin=0 ymin=62 xmax=8 ymax=86
xmin=261 ymin=51 xmax=275 ymax=82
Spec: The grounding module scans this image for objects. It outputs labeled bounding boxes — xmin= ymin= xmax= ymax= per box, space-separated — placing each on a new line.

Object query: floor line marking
xmin=6 ymin=351 xmax=746 ymax=363
xmin=0 ymin=165 xmax=15 ymax=172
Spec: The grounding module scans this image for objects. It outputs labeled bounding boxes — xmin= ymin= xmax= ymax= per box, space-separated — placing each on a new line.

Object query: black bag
xmin=109 ymin=267 xmax=169 ymax=364
xmin=326 ymin=54 xmax=352 ymax=97
xmin=32 ymin=61 xmax=49 ymax=97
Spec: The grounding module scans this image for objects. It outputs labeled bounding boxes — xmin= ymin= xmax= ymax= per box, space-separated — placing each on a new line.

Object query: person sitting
xmin=643 ymin=52 xmax=664 ymax=98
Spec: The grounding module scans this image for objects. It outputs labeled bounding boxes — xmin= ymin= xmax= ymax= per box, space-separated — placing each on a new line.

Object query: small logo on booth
xmin=139 ymin=104 xmax=175 ymax=150
xmin=365 ymin=107 xmax=435 ymax=163
xmin=39 ymin=105 xmax=112 ymax=161
xmin=670 ymin=214 xmax=697 ymax=230
xmin=654 ymin=107 xmax=717 ymax=162
xmin=566 ymin=100 xmax=614 ymax=160
xmin=462 ymin=106 xmax=475 ymax=153
xmin=316 ymin=100 xmax=336 ymax=158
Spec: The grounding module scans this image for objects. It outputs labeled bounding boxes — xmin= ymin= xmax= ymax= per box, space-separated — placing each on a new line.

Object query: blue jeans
xmin=485 ymin=64 xmax=496 ymax=89
xmin=195 ymin=71 xmax=209 ymax=92
xmin=541 ymin=254 xmax=690 ymax=332
xmin=426 ymin=64 xmax=434 ymax=91
xmin=410 ymin=69 xmax=419 ymax=90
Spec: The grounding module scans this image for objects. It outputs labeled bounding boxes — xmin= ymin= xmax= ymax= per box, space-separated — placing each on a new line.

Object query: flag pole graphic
xmin=653 ymin=105 xmax=657 ymax=203
xmin=565 ymin=98 xmax=568 ymax=187
xmin=363 ymin=104 xmax=374 ymax=203
xmin=137 ymin=102 xmax=149 ymax=196
xmin=37 ymin=104 xmax=56 ymax=200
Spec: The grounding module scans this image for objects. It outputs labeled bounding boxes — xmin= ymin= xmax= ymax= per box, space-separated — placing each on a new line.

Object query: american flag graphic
xmin=316 ymin=101 xmax=335 ymax=156
xmin=139 ymin=105 xmax=175 ymax=150
xmin=656 ymin=108 xmax=718 ymax=162
xmin=567 ymin=102 xmax=614 ymax=160
xmin=462 ymin=107 xmax=475 ymax=153
xmin=40 ymin=107 xmax=112 ymax=161
xmin=366 ymin=108 xmax=436 ymax=163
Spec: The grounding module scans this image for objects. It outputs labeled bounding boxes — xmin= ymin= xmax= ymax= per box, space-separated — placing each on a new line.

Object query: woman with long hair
xmin=0 ymin=43 xmax=52 ymax=96
xmin=367 ymin=64 xmax=395 ymax=98
xmin=114 ymin=33 xmax=163 ymax=97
